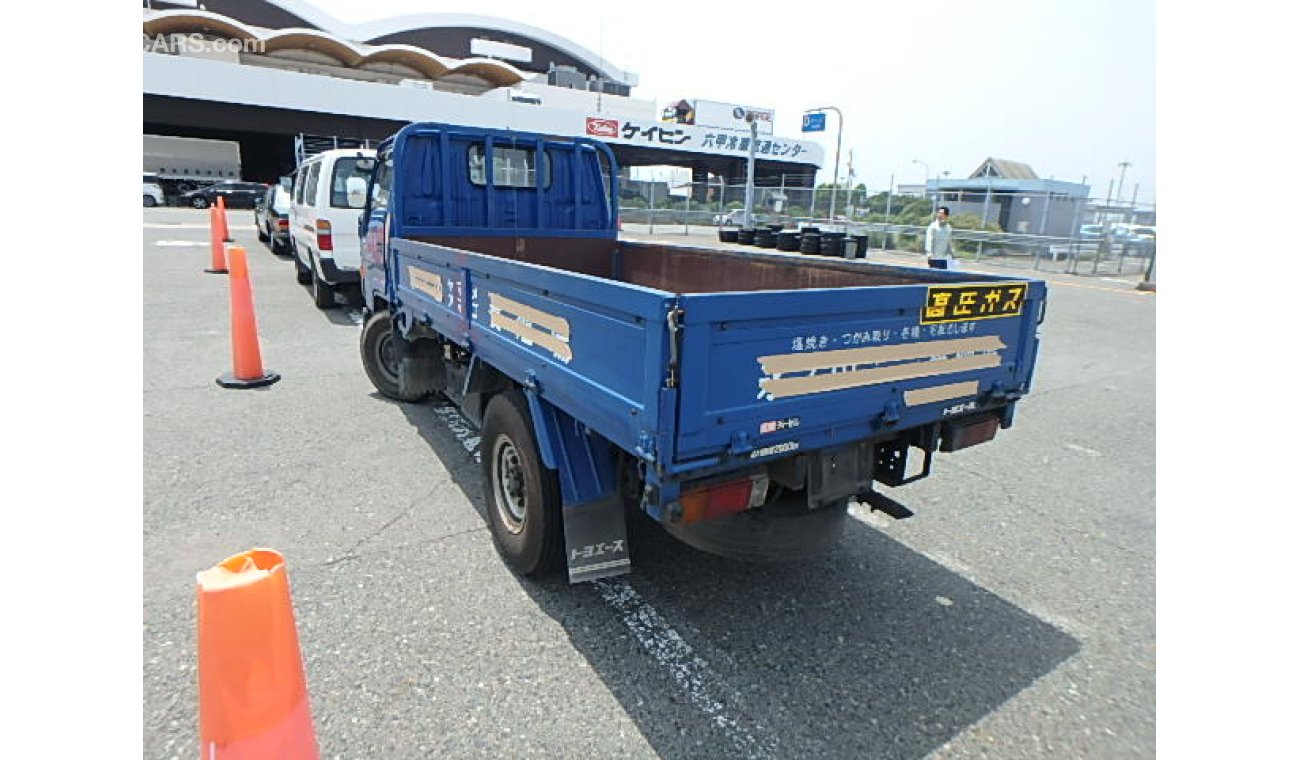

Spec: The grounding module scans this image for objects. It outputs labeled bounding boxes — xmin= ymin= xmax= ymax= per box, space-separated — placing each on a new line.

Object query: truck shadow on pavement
xmin=399 ymin=400 xmax=1080 ymax=760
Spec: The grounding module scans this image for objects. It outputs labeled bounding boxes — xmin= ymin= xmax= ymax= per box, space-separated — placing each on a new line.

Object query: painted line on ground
xmin=428 ymin=400 xmax=775 ymax=755
xmin=594 ymin=578 xmax=778 ymax=759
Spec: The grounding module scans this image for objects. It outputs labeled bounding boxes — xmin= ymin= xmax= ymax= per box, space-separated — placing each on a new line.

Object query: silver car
xmin=143 ymin=175 xmax=164 ymax=207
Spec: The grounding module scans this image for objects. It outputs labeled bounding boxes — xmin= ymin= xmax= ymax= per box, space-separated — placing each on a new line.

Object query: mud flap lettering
xmin=563 ymin=496 xmax=631 ymax=583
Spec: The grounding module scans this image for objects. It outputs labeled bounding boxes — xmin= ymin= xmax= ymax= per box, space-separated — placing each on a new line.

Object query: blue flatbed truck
xmin=356 ymin=122 xmax=1047 ymax=583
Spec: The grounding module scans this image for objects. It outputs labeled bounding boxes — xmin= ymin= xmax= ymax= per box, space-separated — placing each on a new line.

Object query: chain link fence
xmin=616 ymin=177 xmax=1156 ymax=280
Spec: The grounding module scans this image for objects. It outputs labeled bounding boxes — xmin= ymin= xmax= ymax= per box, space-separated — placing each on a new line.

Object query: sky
xmin=306 ymin=0 xmax=1156 ymax=204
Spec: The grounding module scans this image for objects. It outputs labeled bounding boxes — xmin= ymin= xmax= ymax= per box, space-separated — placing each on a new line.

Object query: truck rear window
xmin=468 ymin=145 xmax=550 ymax=189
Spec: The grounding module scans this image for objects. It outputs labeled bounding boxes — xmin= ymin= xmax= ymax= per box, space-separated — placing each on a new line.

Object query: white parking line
xmin=429 ymin=400 xmax=775 ymax=756
xmin=431 ymin=404 xmax=481 ymax=463
xmin=595 ymin=578 xmax=777 ymax=758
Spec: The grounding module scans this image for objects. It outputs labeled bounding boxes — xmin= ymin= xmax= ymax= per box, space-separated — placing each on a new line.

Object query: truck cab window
xmin=468 ymin=144 xmax=550 ymax=189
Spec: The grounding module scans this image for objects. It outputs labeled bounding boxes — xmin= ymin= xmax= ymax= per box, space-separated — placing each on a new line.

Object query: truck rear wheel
xmin=482 ymin=391 xmax=564 ymax=576
xmin=360 ymin=311 xmax=425 ymax=402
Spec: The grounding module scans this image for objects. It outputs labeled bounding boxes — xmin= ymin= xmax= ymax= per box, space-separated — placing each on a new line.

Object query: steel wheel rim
xmin=375 ymin=331 xmax=400 ymax=386
xmin=491 ymin=436 xmax=527 ymax=534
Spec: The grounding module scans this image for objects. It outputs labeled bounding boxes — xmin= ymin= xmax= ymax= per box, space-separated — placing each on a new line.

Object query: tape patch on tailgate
xmin=756 ymin=336 xmax=1005 ymax=401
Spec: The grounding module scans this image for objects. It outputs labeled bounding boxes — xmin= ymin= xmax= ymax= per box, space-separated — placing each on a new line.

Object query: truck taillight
xmin=678 ymin=474 xmax=769 ymax=524
xmin=276 ymin=217 xmax=288 ymax=230
xmin=316 ymin=219 xmax=333 ymax=251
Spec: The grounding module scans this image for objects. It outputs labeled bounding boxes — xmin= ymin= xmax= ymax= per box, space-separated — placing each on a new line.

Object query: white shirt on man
xmin=926 ymin=219 xmax=956 ymax=266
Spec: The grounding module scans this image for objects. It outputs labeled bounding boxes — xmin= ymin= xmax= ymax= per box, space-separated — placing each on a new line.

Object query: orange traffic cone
xmin=197 ymin=549 xmax=319 ymax=760
xmin=217 ymin=245 xmax=280 ymax=388
xmin=216 ymin=195 xmax=234 ymax=243
xmin=206 ymin=206 xmax=229 ymax=274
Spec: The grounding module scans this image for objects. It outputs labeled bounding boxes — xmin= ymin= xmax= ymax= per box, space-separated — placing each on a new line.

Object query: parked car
xmin=1078 ymin=224 xmax=1105 ymax=241
xmin=179 ymin=181 xmax=266 ymax=209
xmin=255 ymin=183 xmax=293 ymax=254
xmin=289 ymin=148 xmax=376 ymax=308
xmin=143 ymin=174 xmax=165 ymax=207
xmin=1125 ymin=225 xmax=1156 ymax=255
xmin=714 ymin=209 xmax=771 ymax=227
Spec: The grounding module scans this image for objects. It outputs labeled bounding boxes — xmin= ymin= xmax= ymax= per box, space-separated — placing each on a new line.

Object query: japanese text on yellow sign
xmin=921 ymin=283 xmax=1027 ymax=324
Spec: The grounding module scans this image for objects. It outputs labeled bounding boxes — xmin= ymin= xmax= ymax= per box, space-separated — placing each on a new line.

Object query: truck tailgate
xmin=673 ymin=277 xmax=1046 ymax=462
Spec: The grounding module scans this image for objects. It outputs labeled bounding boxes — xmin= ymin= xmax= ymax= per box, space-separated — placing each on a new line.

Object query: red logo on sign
xmin=586 ymin=117 xmax=619 ymax=137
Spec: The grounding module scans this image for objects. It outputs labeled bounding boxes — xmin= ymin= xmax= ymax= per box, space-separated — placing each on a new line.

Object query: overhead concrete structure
xmin=143 ymin=0 xmax=822 ymax=186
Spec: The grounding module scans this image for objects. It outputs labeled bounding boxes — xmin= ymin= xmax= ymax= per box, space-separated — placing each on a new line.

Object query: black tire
xmin=294 ymin=247 xmax=311 ymax=284
xmin=360 ymin=311 xmax=425 ymax=402
xmin=482 ymin=391 xmax=564 ymax=576
xmin=311 ymin=255 xmax=336 ymax=309
xmin=143 ymin=195 xmax=157 ymax=208
xmin=257 ymin=221 xmax=269 ymax=242
xmin=191 ymin=196 xmax=209 ymax=209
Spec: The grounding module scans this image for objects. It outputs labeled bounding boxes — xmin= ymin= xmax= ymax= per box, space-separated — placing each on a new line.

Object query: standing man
xmin=925 ymin=206 xmax=957 ymax=269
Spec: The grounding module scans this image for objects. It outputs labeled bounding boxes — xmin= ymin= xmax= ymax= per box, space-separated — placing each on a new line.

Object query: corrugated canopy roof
xmin=970 ymin=158 xmax=1038 ymax=180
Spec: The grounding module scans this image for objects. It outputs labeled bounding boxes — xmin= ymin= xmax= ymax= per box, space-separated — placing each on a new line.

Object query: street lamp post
xmin=804 ymin=106 xmax=844 ymax=222
xmin=912 ymin=159 xmax=932 ymax=214
xmin=1115 ymin=161 xmax=1131 ymax=217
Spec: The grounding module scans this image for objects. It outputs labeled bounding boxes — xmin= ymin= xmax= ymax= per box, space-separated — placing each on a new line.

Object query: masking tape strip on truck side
xmin=407 ymin=265 xmax=444 ymax=302
xmin=902 ymin=380 xmax=981 ymax=407
xmin=757 ymin=336 xmax=1007 ymax=400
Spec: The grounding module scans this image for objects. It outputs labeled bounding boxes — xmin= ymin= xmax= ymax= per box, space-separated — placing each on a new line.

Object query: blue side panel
xmin=673 ymin=277 xmax=1048 ymax=463
xmin=390 ymin=239 xmax=470 ymax=345
xmin=391 ymin=238 xmax=675 ymax=460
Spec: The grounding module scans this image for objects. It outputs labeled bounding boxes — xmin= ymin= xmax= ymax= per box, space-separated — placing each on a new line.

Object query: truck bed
xmin=391 ymin=235 xmax=1045 ymax=476
xmin=407 ymin=236 xmax=938 ymax=293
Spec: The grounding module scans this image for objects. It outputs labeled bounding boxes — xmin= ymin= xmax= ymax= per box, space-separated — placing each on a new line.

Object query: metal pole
xmin=684 ymin=185 xmax=691 ymax=236
xmin=742 ymin=118 xmax=758 ymax=229
xmin=829 ymin=109 xmax=842 ymax=222
xmin=779 ymin=172 xmax=786 ymax=222
xmin=1115 ymin=161 xmax=1131 ymax=213
xmin=1067 ymin=192 xmax=1085 ymax=273
xmin=981 ymin=172 xmax=992 ymax=225
xmin=648 ymin=178 xmax=655 ymax=235
xmin=884 ymin=173 xmax=893 ymax=249
xmin=717 ymin=174 xmax=725 ymax=223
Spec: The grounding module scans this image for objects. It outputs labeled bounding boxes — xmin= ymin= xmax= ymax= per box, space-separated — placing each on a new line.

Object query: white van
xmin=289 ymin=148 xmax=376 ymax=308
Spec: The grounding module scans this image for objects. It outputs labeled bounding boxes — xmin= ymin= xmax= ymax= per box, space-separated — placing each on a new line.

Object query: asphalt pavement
xmin=143 ymin=207 xmax=1155 ymax=758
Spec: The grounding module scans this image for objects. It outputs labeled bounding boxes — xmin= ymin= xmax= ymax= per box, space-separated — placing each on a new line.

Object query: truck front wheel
xmin=360 ymin=311 xmax=425 ymax=402
xmin=482 ymin=391 xmax=564 ymax=576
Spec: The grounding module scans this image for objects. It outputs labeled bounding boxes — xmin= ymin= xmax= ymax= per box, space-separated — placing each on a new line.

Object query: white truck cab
xmin=289 ymin=148 xmax=376 ymax=308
